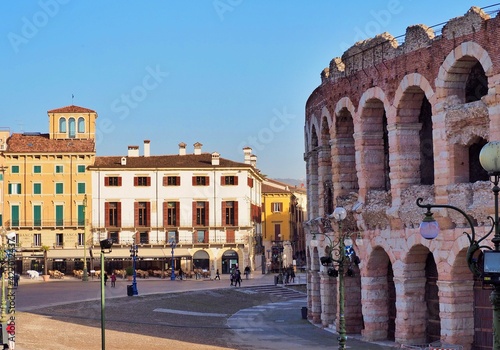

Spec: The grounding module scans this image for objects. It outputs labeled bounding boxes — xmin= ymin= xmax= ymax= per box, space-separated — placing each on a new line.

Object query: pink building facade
xmin=304 ymin=6 xmax=500 ymax=349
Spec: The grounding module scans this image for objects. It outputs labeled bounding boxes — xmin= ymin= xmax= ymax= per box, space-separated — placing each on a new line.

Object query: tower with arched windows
xmin=47 ymin=105 xmax=97 ymax=140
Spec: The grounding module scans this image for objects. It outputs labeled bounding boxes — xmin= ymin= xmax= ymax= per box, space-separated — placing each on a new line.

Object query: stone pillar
xmin=320 ymin=272 xmax=337 ymax=327
xmin=361 ymin=276 xmax=389 ymax=341
xmin=344 ymin=272 xmax=363 ymax=333
xmin=309 ymin=270 xmax=322 ymax=324
xmin=394 ymin=276 xmax=427 ymax=344
xmin=437 ymin=280 xmax=474 ymax=348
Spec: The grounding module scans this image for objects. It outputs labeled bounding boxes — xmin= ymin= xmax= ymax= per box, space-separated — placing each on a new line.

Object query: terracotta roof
xmin=47 ymin=105 xmax=96 ymax=114
xmin=262 ymin=183 xmax=291 ymax=194
xmin=91 ymin=153 xmax=252 ymax=169
xmin=6 ymin=133 xmax=95 ymax=153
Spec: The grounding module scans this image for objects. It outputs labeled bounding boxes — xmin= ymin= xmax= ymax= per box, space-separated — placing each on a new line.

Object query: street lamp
xmin=170 ymin=239 xmax=176 ymax=281
xmin=99 ymin=238 xmax=113 ymax=350
xmin=129 ymin=244 xmax=138 ymax=295
xmin=308 ymin=206 xmax=350 ymax=350
xmin=416 ymin=140 xmax=500 ymax=349
xmin=82 ymin=194 xmax=88 ymax=282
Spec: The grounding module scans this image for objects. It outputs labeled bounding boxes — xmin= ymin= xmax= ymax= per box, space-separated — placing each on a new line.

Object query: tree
xmin=41 ymin=245 xmax=50 ymax=276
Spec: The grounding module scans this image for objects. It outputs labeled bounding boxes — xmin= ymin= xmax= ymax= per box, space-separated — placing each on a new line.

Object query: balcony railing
xmin=4 ymin=220 xmax=87 ymax=229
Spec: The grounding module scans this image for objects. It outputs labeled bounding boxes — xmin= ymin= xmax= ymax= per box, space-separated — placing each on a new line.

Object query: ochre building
xmin=304 ymin=6 xmax=500 ymax=349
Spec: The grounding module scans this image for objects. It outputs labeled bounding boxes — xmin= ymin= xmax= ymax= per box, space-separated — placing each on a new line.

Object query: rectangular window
xmin=137 ymin=202 xmax=149 ymax=226
xmin=271 ymin=202 xmax=283 ymax=213
xmin=55 ymin=183 xmax=64 ymax=194
xmin=225 ymin=201 xmax=235 ymax=225
xmin=135 ymin=176 xmax=150 ymax=186
xmin=56 ymin=233 xmax=63 ymax=247
xmin=34 ymin=165 xmax=41 ymax=174
xmin=55 ymin=205 xmax=64 ymax=226
xmin=108 ymin=202 xmax=119 ymax=227
xmin=77 ymin=165 xmax=86 ymax=173
xmin=164 ymin=176 xmax=180 ymax=186
xmin=197 ymin=230 xmax=205 ymax=243
xmin=55 ymin=165 xmax=63 ymax=173
xmin=33 ymin=183 xmax=42 ymax=194
xmin=8 ymin=183 xmax=21 ymax=194
xmin=167 ymin=202 xmax=178 ymax=226
xmin=11 ymin=165 xmax=19 ymax=174
xmin=11 ymin=205 xmax=19 ymax=226
xmin=33 ymin=205 xmax=41 ymax=226
xmin=196 ymin=202 xmax=205 ymax=225
xmin=222 ymin=176 xmax=236 ymax=185
xmin=193 ymin=176 xmax=209 ymax=186
xmin=34 ymin=233 xmax=41 ymax=247
xmin=78 ymin=233 xmax=84 ymax=246
xmin=167 ymin=231 xmax=178 ymax=244
xmin=105 ymin=176 xmax=121 ymax=186
xmin=77 ymin=182 xmax=86 ymax=194
xmin=109 ymin=231 xmax=119 ymax=244
xmin=139 ymin=232 xmax=149 ymax=244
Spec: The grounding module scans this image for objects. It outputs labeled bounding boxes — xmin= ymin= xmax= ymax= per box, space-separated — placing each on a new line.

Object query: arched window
xmin=68 ymin=118 xmax=76 ymax=138
xmin=77 ymin=117 xmax=85 ymax=133
xmin=59 ymin=118 xmax=66 ymax=133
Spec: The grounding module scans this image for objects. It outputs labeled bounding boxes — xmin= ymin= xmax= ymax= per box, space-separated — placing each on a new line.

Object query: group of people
xmin=284 ymin=266 xmax=296 ymax=284
xmin=103 ymin=272 xmax=117 ymax=287
xmin=230 ymin=265 xmax=242 ymax=287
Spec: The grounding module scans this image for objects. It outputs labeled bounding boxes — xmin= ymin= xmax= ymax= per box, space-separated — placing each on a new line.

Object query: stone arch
xmin=332 ymin=97 xmax=358 ymax=198
xmin=361 ymin=245 xmax=395 ymax=342
xmin=357 ymin=87 xmax=392 ymax=193
xmin=320 ymin=114 xmax=333 ymax=215
xmin=436 ymin=41 xmax=493 ymax=104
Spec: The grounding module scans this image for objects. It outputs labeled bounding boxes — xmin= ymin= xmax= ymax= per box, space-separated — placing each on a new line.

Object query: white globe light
xmin=480 ymin=141 xmax=500 ymax=173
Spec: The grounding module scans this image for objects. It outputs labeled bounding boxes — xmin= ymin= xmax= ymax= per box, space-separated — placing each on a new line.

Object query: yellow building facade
xmin=1 ymin=105 xmax=96 ymax=272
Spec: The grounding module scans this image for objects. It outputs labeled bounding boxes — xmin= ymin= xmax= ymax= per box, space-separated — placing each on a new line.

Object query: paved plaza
xmin=12 ymin=273 xmax=397 ymax=350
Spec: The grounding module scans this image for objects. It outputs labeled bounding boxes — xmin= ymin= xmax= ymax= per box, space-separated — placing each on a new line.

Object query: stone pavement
xmin=13 ymin=272 xmax=398 ymax=350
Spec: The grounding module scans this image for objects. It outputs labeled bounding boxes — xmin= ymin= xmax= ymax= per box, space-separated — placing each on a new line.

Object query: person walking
xmin=244 ymin=266 xmax=250 ymax=280
xmin=215 ymin=269 xmax=220 ymax=280
xmin=234 ymin=268 xmax=242 ymax=287
xmin=179 ymin=267 xmax=184 ymax=280
xmin=110 ymin=272 xmax=116 ymax=287
xmin=104 ymin=272 xmax=108 ymax=286
xmin=290 ymin=269 xmax=296 ymax=283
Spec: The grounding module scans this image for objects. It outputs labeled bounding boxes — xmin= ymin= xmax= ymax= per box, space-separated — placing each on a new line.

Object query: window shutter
xmin=146 ymin=202 xmax=151 ymax=226
xmin=118 ymin=177 xmax=122 ymax=186
xmin=117 ymin=202 xmax=122 ymax=226
xmin=192 ymin=202 xmax=197 ymax=226
xmin=8 ymin=184 xmax=11 ymax=195
xmin=206 ymin=176 xmax=210 ymax=186
xmin=134 ymin=202 xmax=139 ymax=226
xmin=17 ymin=184 xmax=21 ymax=194
xmin=205 ymin=201 xmax=210 ymax=226
xmin=105 ymin=177 xmax=109 ymax=186
xmin=234 ymin=176 xmax=238 ymax=186
xmin=247 ymin=177 xmax=253 ymax=187
xmin=204 ymin=230 xmax=209 ymax=243
xmin=163 ymin=177 xmax=167 ymax=186
xmin=176 ymin=176 xmax=181 ymax=186
xmin=221 ymin=202 xmax=226 ymax=225
xmin=163 ymin=202 xmax=168 ymax=227
xmin=147 ymin=177 xmax=151 ymax=186
xmin=192 ymin=176 xmax=196 ymax=186
xmin=104 ymin=202 xmax=110 ymax=227
xmin=221 ymin=176 xmax=225 ymax=185
xmin=134 ymin=177 xmax=138 ymax=186
xmin=234 ymin=201 xmax=239 ymax=226
xmin=175 ymin=202 xmax=180 ymax=225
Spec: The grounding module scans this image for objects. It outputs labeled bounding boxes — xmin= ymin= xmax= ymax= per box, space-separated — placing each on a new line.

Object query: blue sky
xmin=0 ymin=1 xmax=495 ymax=180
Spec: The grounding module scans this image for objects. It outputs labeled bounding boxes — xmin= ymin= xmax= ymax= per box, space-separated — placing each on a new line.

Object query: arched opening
xmin=193 ymin=250 xmax=209 ymax=270
xmin=469 ymin=137 xmax=488 ymax=182
xmin=77 ymin=117 xmax=85 ymax=133
xmin=309 ymin=126 xmax=320 ymax=216
xmin=221 ymin=250 xmax=238 ymax=274
xmin=334 ymin=107 xmax=358 ymax=196
xmin=59 ymin=117 xmax=66 ymax=133
xmin=68 ymin=118 xmax=76 ymax=138
xmin=419 ymin=96 xmax=434 ymax=185
xmin=425 ymin=252 xmax=440 ymax=343
xmin=465 ymin=61 xmax=488 ymax=103
xmin=321 ymin=116 xmax=333 ymax=215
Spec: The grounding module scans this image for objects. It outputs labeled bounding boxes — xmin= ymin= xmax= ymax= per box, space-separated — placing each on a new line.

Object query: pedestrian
xmin=244 ymin=266 xmax=250 ymax=280
xmin=14 ymin=273 xmax=20 ymax=287
xmin=104 ymin=272 xmax=108 ymax=286
xmin=179 ymin=267 xmax=183 ymax=280
xmin=110 ymin=272 xmax=116 ymax=287
xmin=215 ymin=269 xmax=220 ymax=280
xmin=234 ymin=268 xmax=242 ymax=287
xmin=290 ymin=269 xmax=296 ymax=283
xmin=230 ymin=266 xmax=235 ymax=286
xmin=285 ymin=269 xmax=290 ymax=284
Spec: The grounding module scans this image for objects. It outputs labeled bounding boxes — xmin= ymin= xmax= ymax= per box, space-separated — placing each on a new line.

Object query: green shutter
xmin=78 ymin=205 xmax=84 ymax=225
xmin=11 ymin=205 xmax=19 ymax=226
xmin=78 ymin=165 xmax=85 ymax=173
xmin=56 ymin=183 xmax=63 ymax=194
xmin=11 ymin=166 xmax=19 ymax=173
xmin=34 ymin=183 xmax=41 ymax=194
xmin=34 ymin=165 xmax=41 ymax=173
xmin=34 ymin=205 xmax=41 ymax=226
xmin=78 ymin=183 xmax=85 ymax=194
xmin=56 ymin=205 xmax=63 ymax=226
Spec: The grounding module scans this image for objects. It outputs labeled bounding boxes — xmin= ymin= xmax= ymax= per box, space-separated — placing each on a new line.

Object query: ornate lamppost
xmin=129 ymin=244 xmax=138 ymax=295
xmin=170 ymin=239 xmax=176 ymax=281
xmin=416 ymin=141 xmax=500 ymax=349
xmin=307 ymin=207 xmax=349 ymax=350
xmin=82 ymin=194 xmax=88 ymax=282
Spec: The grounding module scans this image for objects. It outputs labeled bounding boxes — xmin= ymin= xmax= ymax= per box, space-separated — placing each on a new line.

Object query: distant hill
xmin=272 ymin=178 xmax=306 ymax=188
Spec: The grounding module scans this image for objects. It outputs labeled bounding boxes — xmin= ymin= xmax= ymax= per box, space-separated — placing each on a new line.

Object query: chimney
xmin=179 ymin=142 xmax=186 ymax=156
xmin=193 ymin=142 xmax=202 ymax=155
xmin=211 ymin=152 xmax=220 ymax=166
xmin=243 ymin=147 xmax=252 ymax=164
xmin=144 ymin=140 xmax=150 ymax=157
xmin=121 ymin=157 xmax=127 ymax=165
xmin=128 ymin=145 xmax=139 ymax=157
xmin=250 ymin=154 xmax=257 ymax=167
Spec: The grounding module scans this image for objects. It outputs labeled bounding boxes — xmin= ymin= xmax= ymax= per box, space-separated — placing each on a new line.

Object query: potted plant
xmin=41 ymin=245 xmax=51 ymax=281
xmin=125 ymin=266 xmax=134 ymax=281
